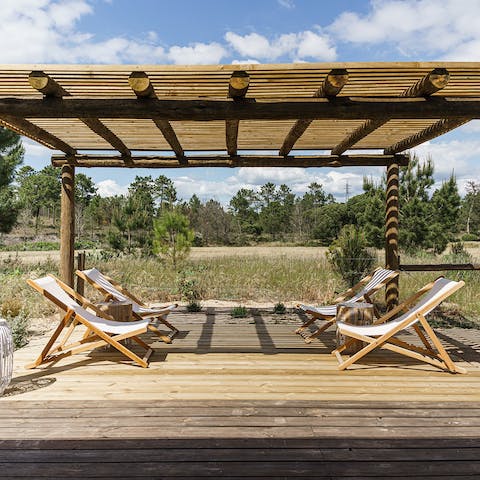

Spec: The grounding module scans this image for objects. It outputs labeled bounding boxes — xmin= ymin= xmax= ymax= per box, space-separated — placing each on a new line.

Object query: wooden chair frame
xmin=332 ymin=277 xmax=467 ymax=374
xmin=27 ymin=275 xmax=157 ymax=369
xmin=296 ymin=267 xmax=399 ymax=343
xmin=76 ymin=268 xmax=178 ymax=344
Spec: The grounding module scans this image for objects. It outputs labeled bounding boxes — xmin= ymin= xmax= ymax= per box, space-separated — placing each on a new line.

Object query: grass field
xmin=1 ymin=246 xmax=479 ymax=332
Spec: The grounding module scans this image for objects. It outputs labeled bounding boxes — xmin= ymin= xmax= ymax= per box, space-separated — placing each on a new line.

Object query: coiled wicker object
xmin=0 ymin=319 xmax=13 ymax=395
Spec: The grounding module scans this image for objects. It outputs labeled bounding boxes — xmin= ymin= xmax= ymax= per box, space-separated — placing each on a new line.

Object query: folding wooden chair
xmin=27 ymin=275 xmax=156 ymax=369
xmin=332 ymin=277 xmax=467 ymax=374
xmin=296 ymin=267 xmax=399 ymax=343
xmin=76 ymin=267 xmax=178 ymax=343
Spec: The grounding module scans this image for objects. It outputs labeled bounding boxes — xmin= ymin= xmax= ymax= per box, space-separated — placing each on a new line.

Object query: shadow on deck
xmin=1 ymin=308 xmax=480 ymax=478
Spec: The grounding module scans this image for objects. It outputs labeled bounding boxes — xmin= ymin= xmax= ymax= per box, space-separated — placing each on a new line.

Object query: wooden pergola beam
xmin=52 ymin=153 xmax=409 ymax=168
xmin=29 ymin=71 xmax=130 ymax=160
xmin=0 ymin=114 xmax=76 ymax=155
xmin=228 ymin=71 xmax=250 ymax=98
xmin=279 ymin=69 xmax=348 ymax=156
xmin=2 ymin=96 xmax=478 ymax=120
xmin=28 ymin=71 xmax=70 ymax=97
xmin=384 ymin=118 xmax=471 ymax=154
xmin=226 ymin=71 xmax=250 ymax=156
xmin=331 ymin=69 xmax=451 ymax=155
xmin=129 ymin=71 xmax=184 ymax=158
xmin=128 ymin=72 xmax=155 ymax=98
xmin=79 ymin=117 xmax=131 ymax=158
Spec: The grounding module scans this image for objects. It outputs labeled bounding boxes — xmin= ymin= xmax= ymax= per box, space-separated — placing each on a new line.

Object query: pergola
xmin=1 ymin=62 xmax=480 ymax=307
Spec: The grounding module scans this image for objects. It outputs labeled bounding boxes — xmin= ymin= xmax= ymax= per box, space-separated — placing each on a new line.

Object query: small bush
xmin=5 ymin=314 xmax=29 ymax=349
xmin=327 ymin=225 xmax=375 ymax=287
xmin=443 ymin=242 xmax=472 ymax=264
xmin=273 ymin=302 xmax=286 ymax=314
xmin=231 ymin=305 xmax=248 ymax=318
xmin=461 ymin=233 xmax=478 ymax=242
xmin=186 ymin=300 xmax=202 ymax=312
xmin=177 ymin=271 xmax=201 ymax=301
xmin=1 ymin=297 xmax=23 ymax=318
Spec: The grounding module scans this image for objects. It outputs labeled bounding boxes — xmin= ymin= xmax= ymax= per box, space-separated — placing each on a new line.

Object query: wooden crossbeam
xmin=226 ymin=71 xmax=250 ymax=156
xmin=384 ymin=118 xmax=471 ymax=154
xmin=28 ymin=71 xmax=70 ymax=97
xmin=0 ymin=114 xmax=76 ymax=155
xmin=129 ymin=71 xmax=184 ymax=158
xmin=128 ymin=72 xmax=155 ymax=98
xmin=29 ymin=70 xmax=130 ymax=160
xmin=79 ymin=118 xmax=131 ymax=158
xmin=152 ymin=119 xmax=184 ymax=158
xmin=52 ymin=153 xmax=408 ymax=168
xmin=400 ymin=263 xmax=480 ymax=271
xmin=3 ymin=96 xmax=478 ymax=120
xmin=279 ymin=69 xmax=348 ymax=156
xmin=228 ymin=71 xmax=250 ymax=98
xmin=331 ymin=68 xmax=451 ymax=155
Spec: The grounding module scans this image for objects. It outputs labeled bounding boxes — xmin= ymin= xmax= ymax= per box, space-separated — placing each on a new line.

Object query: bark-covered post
xmin=385 ymin=160 xmax=400 ymax=309
xmin=60 ymin=164 xmax=75 ymax=287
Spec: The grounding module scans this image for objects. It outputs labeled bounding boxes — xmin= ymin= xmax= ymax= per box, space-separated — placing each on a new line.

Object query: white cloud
xmin=278 ymin=0 xmax=295 ymax=9
xmin=412 ymin=139 xmax=480 ymax=182
xmin=231 ymin=59 xmax=261 ymax=65
xmin=225 ymin=30 xmax=336 ymax=62
xmin=167 ymin=42 xmax=227 ymax=65
xmin=96 ymin=179 xmax=128 ymax=197
xmin=328 ymin=0 xmax=480 ymax=60
xmin=21 ymin=137 xmax=51 ymax=158
xmin=0 ymin=1 xmax=226 ymax=64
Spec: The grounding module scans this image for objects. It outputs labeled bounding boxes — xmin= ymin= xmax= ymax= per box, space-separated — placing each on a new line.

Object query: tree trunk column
xmin=385 ymin=161 xmax=399 ymax=309
xmin=60 ymin=164 xmax=75 ymax=287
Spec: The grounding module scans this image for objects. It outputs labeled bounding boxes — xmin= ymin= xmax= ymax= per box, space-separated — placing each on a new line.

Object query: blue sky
xmin=3 ymin=0 xmax=480 ymax=202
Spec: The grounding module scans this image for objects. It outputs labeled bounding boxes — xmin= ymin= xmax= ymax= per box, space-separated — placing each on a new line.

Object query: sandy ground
xmin=0 ymin=246 xmax=330 ymax=264
xmin=2 ymin=244 xmax=478 ymax=265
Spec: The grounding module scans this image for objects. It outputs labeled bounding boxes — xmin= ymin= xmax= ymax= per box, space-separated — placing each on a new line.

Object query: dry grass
xmin=1 ymin=246 xmax=479 ymax=328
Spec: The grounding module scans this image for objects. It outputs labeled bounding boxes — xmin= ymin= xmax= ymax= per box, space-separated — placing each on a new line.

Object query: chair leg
xmin=148 ymin=324 xmax=175 ymax=344
xmin=295 ymin=315 xmax=317 ymax=334
xmin=419 ymin=316 xmax=466 ymax=374
xmin=25 ymin=310 xmax=73 ymax=369
xmin=302 ymin=320 xmax=334 ymax=343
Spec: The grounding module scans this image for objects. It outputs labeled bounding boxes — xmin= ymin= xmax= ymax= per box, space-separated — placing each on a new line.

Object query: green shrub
xmin=273 ymin=302 xmax=286 ymax=314
xmin=461 ymin=233 xmax=478 ymax=242
xmin=5 ymin=314 xmax=29 ymax=349
xmin=186 ymin=300 xmax=202 ymax=312
xmin=327 ymin=225 xmax=375 ymax=287
xmin=231 ymin=305 xmax=248 ymax=318
xmin=443 ymin=242 xmax=472 ymax=263
xmin=177 ymin=270 xmax=201 ymax=301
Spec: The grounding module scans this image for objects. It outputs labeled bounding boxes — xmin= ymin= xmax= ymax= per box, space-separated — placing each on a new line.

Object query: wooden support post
xmin=226 ymin=71 xmax=250 ymax=156
xmin=76 ymin=251 xmax=86 ymax=295
xmin=60 ymin=165 xmax=75 ymax=287
xmin=385 ymin=161 xmax=400 ymax=310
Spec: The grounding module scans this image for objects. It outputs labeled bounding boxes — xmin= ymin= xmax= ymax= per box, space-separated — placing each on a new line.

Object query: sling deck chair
xmin=76 ymin=268 xmax=178 ymax=344
xmin=332 ymin=277 xmax=467 ymax=374
xmin=27 ymin=275 xmax=156 ymax=369
xmin=296 ymin=267 xmax=399 ymax=343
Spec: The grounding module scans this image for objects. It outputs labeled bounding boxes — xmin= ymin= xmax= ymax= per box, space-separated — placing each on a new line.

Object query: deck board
xmin=1 ymin=313 xmax=480 ymax=477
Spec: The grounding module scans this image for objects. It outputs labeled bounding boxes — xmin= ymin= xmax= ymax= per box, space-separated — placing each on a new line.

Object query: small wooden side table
xmin=97 ymin=300 xmax=133 ymax=323
xmin=336 ymin=302 xmax=374 ymax=354
xmin=96 ymin=301 xmax=133 ymax=347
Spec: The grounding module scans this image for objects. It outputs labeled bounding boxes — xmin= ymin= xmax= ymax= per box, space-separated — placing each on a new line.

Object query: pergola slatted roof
xmin=0 ymin=62 xmax=479 ymax=168
xmin=3 ymin=62 xmax=477 ymax=295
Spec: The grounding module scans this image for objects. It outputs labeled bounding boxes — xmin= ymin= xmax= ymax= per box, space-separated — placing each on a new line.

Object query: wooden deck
xmin=2 ymin=308 xmax=480 ymax=478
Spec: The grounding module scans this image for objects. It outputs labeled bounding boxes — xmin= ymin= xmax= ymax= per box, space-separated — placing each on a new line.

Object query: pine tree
xmin=399 ymin=153 xmax=435 ymax=252
xmin=0 ymin=127 xmax=23 ymax=233
xmin=429 ymin=174 xmax=461 ymax=252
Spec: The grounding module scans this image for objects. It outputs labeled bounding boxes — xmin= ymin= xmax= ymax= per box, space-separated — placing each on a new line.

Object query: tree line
xmin=1 ymin=128 xmax=479 ymax=254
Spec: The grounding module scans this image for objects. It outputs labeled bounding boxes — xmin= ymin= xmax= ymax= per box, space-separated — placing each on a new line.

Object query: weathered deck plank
xmin=1 ymin=318 xmax=480 ymax=477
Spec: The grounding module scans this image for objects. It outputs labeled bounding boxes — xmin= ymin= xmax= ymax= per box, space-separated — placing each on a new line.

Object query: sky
xmin=3 ymin=0 xmax=480 ymax=203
